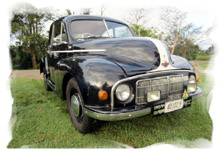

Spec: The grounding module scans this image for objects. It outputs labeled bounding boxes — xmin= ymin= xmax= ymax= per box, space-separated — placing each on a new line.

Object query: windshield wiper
xmin=76 ymin=35 xmax=117 ymax=42
xmin=85 ymin=35 xmax=111 ymax=39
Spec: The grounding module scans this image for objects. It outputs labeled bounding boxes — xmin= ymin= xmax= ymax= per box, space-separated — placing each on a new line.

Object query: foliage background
xmin=10 ymin=3 xmax=214 ymax=70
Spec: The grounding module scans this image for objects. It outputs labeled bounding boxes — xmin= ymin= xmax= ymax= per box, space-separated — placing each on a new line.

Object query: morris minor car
xmin=40 ymin=15 xmax=202 ymax=133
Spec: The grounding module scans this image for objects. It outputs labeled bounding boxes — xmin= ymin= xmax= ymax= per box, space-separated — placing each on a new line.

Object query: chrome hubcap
xmin=71 ymin=94 xmax=80 ymax=117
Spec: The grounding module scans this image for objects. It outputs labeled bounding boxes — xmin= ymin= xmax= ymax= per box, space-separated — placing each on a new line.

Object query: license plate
xmin=165 ymin=99 xmax=184 ymax=113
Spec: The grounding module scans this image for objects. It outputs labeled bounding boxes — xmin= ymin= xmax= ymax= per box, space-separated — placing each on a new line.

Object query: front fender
xmin=56 ymin=57 xmax=127 ymax=106
xmin=171 ymin=55 xmax=194 ymax=71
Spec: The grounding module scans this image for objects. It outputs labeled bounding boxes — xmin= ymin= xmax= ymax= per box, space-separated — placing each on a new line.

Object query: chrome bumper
xmin=83 ymin=107 xmax=151 ymax=121
xmin=192 ymin=87 xmax=203 ymax=100
xmin=84 ymin=86 xmax=203 ymax=121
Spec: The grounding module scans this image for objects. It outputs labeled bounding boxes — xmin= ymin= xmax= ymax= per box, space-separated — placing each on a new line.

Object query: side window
xmin=102 ymin=28 xmax=113 ymax=37
xmin=105 ymin=21 xmax=133 ymax=38
xmin=51 ymin=22 xmax=68 ymax=45
xmin=115 ymin=27 xmax=130 ymax=37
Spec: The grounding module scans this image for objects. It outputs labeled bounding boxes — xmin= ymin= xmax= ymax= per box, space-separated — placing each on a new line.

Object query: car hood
xmin=72 ymin=37 xmax=161 ymax=76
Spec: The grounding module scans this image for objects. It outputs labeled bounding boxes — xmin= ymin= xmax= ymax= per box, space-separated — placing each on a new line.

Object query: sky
xmin=1 ymin=0 xmax=221 ymax=150
xmin=10 ymin=0 xmax=216 ymax=50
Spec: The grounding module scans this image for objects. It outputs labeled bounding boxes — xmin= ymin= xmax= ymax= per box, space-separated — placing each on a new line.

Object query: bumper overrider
xmin=83 ymin=87 xmax=203 ymax=121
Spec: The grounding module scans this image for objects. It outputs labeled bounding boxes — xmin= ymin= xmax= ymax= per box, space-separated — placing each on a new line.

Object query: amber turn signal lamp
xmin=98 ymin=90 xmax=108 ymax=101
xmin=196 ymin=76 xmax=200 ymax=82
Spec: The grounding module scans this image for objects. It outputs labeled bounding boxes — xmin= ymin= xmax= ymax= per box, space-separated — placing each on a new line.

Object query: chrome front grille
xmin=136 ymin=75 xmax=189 ymax=104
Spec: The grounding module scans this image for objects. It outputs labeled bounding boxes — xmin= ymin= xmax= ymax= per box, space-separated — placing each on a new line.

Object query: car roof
xmin=57 ymin=15 xmax=128 ymax=25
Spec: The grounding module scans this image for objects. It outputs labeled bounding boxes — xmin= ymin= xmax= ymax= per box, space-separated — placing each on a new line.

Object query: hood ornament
xmin=161 ymin=61 xmax=169 ymax=67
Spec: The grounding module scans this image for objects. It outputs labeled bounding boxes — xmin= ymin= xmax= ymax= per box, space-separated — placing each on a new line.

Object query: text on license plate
xmin=165 ymin=99 xmax=184 ymax=113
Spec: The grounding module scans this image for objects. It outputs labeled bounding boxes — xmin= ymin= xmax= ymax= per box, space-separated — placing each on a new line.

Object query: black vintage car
xmin=40 ymin=15 xmax=202 ymax=133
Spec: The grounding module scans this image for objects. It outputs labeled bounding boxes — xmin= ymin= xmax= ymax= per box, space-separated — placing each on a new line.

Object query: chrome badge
xmin=161 ymin=61 xmax=169 ymax=67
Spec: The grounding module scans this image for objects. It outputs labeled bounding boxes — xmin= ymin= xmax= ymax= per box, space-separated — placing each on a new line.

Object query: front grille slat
xmin=136 ymin=75 xmax=189 ymax=104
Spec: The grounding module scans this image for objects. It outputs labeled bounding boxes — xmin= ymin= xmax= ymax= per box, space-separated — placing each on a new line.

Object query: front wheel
xmin=66 ymin=78 xmax=94 ymax=133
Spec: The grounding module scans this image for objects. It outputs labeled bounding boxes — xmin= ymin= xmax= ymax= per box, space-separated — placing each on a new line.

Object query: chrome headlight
xmin=188 ymin=83 xmax=197 ymax=93
xmin=147 ymin=91 xmax=160 ymax=102
xmin=189 ymin=75 xmax=196 ymax=83
xmin=116 ymin=84 xmax=131 ymax=102
xmin=188 ymin=75 xmax=197 ymax=93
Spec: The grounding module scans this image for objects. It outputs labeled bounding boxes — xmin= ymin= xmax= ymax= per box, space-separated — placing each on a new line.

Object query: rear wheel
xmin=66 ymin=77 xmax=94 ymax=133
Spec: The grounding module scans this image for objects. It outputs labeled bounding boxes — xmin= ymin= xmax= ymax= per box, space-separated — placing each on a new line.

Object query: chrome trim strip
xmin=45 ymin=57 xmax=49 ymax=74
xmin=83 ymin=107 xmax=151 ymax=121
xmin=167 ymin=76 xmax=170 ymax=93
xmin=46 ymin=79 xmax=56 ymax=90
xmin=47 ymin=49 xmax=106 ymax=53
xmin=110 ymin=70 xmax=194 ymax=111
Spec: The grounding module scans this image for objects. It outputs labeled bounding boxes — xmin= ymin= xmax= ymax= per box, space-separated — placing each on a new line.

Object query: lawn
xmin=8 ymin=73 xmax=213 ymax=148
xmin=190 ymin=61 xmax=211 ymax=70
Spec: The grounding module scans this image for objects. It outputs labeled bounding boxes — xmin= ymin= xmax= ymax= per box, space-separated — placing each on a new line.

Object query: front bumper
xmin=84 ymin=107 xmax=151 ymax=121
xmin=83 ymin=87 xmax=203 ymax=121
xmin=191 ymin=86 xmax=203 ymax=100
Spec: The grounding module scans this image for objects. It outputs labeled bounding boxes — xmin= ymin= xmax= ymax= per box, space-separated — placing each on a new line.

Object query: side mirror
xmin=53 ymin=37 xmax=60 ymax=43
xmin=52 ymin=37 xmax=68 ymax=45
xmin=60 ymin=41 xmax=68 ymax=45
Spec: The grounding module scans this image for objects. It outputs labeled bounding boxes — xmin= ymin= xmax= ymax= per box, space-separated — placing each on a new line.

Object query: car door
xmin=47 ymin=21 xmax=69 ymax=84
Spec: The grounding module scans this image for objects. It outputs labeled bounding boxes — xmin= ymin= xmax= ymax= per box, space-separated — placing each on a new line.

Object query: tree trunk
xmin=183 ymin=46 xmax=187 ymax=58
xmin=171 ymin=32 xmax=179 ymax=54
xmin=30 ymin=48 xmax=37 ymax=68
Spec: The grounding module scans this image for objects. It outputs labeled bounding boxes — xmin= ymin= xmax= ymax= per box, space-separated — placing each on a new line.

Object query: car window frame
xmin=105 ymin=21 xmax=134 ymax=38
xmin=70 ymin=19 xmax=135 ymax=42
xmin=50 ymin=21 xmax=68 ymax=46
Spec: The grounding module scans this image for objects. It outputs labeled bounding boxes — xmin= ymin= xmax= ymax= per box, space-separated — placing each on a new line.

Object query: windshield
xmin=70 ymin=20 xmax=133 ymax=41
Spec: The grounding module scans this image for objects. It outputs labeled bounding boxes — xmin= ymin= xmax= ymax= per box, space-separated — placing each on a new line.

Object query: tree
xmin=178 ymin=24 xmax=202 ymax=57
xmin=10 ymin=45 xmax=32 ymax=69
xmin=174 ymin=39 xmax=200 ymax=60
xmin=160 ymin=6 xmax=203 ymax=57
xmin=160 ymin=6 xmax=188 ymax=54
xmin=130 ymin=24 xmax=160 ymax=38
xmin=207 ymin=45 xmax=214 ymax=55
xmin=99 ymin=4 xmax=109 ymax=16
xmin=11 ymin=3 xmax=56 ymax=68
xmin=125 ymin=8 xmax=151 ymax=36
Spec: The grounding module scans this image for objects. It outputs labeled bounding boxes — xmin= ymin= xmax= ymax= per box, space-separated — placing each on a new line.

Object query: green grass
xmin=8 ymin=74 xmax=213 ymax=148
xmin=195 ymin=54 xmax=212 ymax=61
xmin=191 ymin=62 xmax=210 ymax=70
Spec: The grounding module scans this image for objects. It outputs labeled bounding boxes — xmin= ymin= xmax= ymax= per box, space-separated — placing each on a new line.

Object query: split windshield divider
xmin=103 ymin=19 xmax=112 ymax=38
